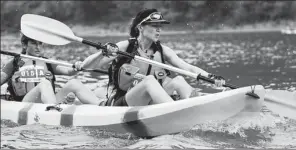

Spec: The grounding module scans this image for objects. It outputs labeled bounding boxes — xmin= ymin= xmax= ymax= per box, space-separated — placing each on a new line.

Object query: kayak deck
xmin=264 ymin=90 xmax=296 ymax=120
xmin=1 ymin=85 xmax=265 ymax=137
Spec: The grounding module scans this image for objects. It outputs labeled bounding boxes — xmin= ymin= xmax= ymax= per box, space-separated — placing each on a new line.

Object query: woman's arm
xmin=1 ymin=72 xmax=10 ymax=85
xmin=53 ymin=41 xmax=129 ymax=75
xmin=162 ymin=45 xmax=210 ymax=77
xmin=81 ymin=51 xmax=105 ymax=69
xmin=52 ymin=64 xmax=79 ymax=76
xmin=81 ymin=40 xmax=130 ymax=70
xmin=1 ymin=59 xmax=14 ymax=85
xmin=81 ymin=51 xmax=115 ymax=70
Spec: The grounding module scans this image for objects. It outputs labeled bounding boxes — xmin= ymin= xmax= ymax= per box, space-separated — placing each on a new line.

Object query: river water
xmin=1 ymin=31 xmax=296 ymax=149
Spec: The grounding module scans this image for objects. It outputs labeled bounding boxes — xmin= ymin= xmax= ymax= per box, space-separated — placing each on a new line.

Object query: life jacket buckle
xmin=154 ymin=70 xmax=167 ymax=80
xmin=122 ymin=64 xmax=140 ymax=76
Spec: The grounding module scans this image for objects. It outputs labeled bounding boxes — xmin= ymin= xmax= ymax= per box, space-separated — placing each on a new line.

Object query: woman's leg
xmin=162 ymin=76 xmax=193 ymax=99
xmin=125 ymin=75 xmax=174 ymax=106
xmin=55 ymin=79 xmax=103 ymax=105
xmin=22 ymin=79 xmax=57 ymax=104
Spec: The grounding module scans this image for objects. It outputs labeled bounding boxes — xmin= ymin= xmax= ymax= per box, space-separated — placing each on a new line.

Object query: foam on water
xmin=1 ymin=109 xmax=296 ymax=149
xmin=1 ymin=121 xmax=138 ymax=149
xmin=126 ymin=135 xmax=216 ymax=149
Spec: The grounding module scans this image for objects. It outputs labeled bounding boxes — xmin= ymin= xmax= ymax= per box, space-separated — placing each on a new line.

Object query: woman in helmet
xmin=81 ymin=9 xmax=225 ymax=106
xmin=1 ymin=34 xmax=105 ymax=105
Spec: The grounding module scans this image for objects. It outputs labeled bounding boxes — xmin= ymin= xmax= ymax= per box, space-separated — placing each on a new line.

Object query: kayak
xmin=1 ymin=85 xmax=265 ymax=137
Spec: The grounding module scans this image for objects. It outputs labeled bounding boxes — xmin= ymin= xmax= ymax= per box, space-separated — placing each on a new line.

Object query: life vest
xmin=107 ymin=38 xmax=170 ymax=103
xmin=6 ymin=56 xmax=56 ymax=101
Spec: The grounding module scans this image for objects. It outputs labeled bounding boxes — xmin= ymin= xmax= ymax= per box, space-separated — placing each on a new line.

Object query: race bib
xmin=19 ymin=66 xmax=46 ymax=82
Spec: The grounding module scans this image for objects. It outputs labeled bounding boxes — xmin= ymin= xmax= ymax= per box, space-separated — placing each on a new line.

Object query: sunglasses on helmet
xmin=138 ymin=12 xmax=169 ymax=26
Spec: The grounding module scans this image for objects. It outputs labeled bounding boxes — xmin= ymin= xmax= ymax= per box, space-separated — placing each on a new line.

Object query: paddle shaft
xmin=134 ymin=55 xmax=240 ymax=89
xmin=0 ymin=50 xmax=108 ymax=74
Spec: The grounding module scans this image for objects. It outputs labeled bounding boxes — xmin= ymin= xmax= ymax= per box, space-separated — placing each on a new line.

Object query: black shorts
xmin=113 ymin=96 xmax=129 ymax=106
xmin=10 ymin=95 xmax=25 ymax=102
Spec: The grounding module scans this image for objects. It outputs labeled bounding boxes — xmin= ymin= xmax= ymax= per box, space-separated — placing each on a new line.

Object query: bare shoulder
xmin=160 ymin=44 xmax=174 ymax=53
xmin=2 ymin=58 xmax=15 ymax=68
xmin=159 ymin=43 xmax=180 ymax=62
xmin=1 ymin=58 xmax=15 ymax=75
xmin=116 ymin=40 xmax=129 ymax=52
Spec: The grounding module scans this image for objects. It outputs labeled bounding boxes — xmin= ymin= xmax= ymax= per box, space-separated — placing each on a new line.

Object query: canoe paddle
xmin=0 ymin=50 xmax=108 ymax=74
xmin=20 ymin=14 xmax=296 ymax=120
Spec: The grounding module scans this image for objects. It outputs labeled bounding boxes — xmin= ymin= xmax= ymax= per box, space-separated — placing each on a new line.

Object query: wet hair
xmin=129 ymin=8 xmax=158 ymax=38
xmin=20 ymin=34 xmax=38 ymax=54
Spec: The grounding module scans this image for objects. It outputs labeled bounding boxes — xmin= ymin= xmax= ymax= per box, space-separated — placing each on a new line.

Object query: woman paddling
xmin=82 ymin=8 xmax=226 ymax=106
xmin=1 ymin=34 xmax=105 ymax=105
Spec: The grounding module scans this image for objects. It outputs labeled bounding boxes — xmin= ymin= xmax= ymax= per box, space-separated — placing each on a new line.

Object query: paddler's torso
xmin=10 ymin=58 xmax=54 ymax=96
xmin=129 ymin=46 xmax=164 ymax=76
xmin=116 ymin=40 xmax=168 ymax=92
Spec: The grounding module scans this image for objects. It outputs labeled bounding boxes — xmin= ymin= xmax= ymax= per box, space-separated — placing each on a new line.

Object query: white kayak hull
xmin=1 ymin=85 xmax=265 ymax=137
xmin=264 ymin=89 xmax=296 ymax=120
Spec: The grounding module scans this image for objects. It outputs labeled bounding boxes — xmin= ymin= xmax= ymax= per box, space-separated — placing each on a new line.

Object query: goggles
xmin=138 ymin=12 xmax=169 ymax=26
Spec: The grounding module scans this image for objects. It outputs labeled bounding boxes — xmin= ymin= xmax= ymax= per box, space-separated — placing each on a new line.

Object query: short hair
xmin=20 ymin=34 xmax=39 ymax=54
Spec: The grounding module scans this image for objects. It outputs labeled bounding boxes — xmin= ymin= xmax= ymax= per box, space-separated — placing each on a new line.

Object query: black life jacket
xmin=6 ymin=56 xmax=56 ymax=101
xmin=107 ymin=38 xmax=170 ymax=102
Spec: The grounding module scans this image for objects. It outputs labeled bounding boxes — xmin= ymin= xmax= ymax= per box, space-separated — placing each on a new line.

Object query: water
xmin=1 ymin=31 xmax=296 ymax=149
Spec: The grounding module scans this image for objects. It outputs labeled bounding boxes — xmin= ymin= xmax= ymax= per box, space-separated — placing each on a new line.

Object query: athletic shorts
xmin=113 ymin=96 xmax=128 ymax=106
xmin=11 ymin=95 xmax=25 ymax=102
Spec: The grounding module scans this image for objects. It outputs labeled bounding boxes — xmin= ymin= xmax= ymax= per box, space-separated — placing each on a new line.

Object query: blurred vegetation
xmin=1 ymin=1 xmax=296 ymax=33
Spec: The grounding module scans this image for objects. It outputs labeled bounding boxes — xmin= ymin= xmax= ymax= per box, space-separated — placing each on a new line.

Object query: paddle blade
xmin=21 ymin=14 xmax=81 ymax=45
xmin=264 ymin=90 xmax=296 ymax=120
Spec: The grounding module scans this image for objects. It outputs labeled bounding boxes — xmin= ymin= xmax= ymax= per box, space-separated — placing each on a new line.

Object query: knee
xmin=144 ymin=75 xmax=156 ymax=82
xmin=68 ymin=79 xmax=82 ymax=86
xmin=172 ymin=76 xmax=186 ymax=83
xmin=66 ymin=79 xmax=83 ymax=89
xmin=143 ymin=75 xmax=159 ymax=89
xmin=172 ymin=76 xmax=192 ymax=89
xmin=39 ymin=78 xmax=52 ymax=87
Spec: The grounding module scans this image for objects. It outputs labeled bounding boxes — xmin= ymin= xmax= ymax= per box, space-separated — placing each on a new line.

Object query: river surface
xmin=1 ymin=31 xmax=296 ymax=149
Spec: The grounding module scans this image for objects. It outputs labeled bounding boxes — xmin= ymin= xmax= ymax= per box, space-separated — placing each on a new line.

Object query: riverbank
xmin=1 ymin=20 xmax=295 ymax=39
xmin=71 ymin=20 xmax=295 ymax=36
